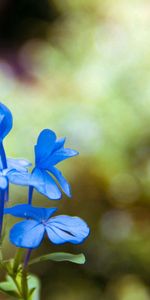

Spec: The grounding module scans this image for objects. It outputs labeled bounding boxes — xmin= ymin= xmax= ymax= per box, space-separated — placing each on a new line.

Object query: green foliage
xmin=0 ymin=275 xmax=19 ymax=298
xmin=0 ymin=251 xmax=84 ymax=299
xmin=0 ymin=260 xmax=40 ymax=300
xmin=29 ymin=252 xmax=86 ymax=265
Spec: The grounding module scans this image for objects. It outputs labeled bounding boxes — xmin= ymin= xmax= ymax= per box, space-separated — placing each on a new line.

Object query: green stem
xmin=21 ymin=269 xmax=28 ymax=300
xmin=0 ymin=190 xmax=5 ymax=240
xmin=11 ymin=274 xmax=22 ymax=297
xmin=13 ymin=248 xmax=24 ymax=274
xmin=24 ymin=185 xmax=34 ymax=269
xmin=0 ymin=245 xmax=3 ymax=261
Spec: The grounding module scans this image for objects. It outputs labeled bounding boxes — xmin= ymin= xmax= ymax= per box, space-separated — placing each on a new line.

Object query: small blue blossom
xmin=0 ymin=158 xmax=31 ymax=190
xmin=0 ymin=103 xmax=13 ymax=170
xmin=10 ymin=129 xmax=79 ymax=201
xmin=0 ymin=105 xmax=31 ymax=193
xmin=0 ymin=103 xmax=13 ymax=143
xmin=31 ymin=129 xmax=79 ymax=200
xmin=5 ymin=204 xmax=90 ymax=249
xmin=0 ymin=103 xmax=13 ymax=236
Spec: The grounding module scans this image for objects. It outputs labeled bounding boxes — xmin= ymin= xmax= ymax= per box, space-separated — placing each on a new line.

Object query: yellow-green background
xmin=1 ymin=0 xmax=150 ymax=299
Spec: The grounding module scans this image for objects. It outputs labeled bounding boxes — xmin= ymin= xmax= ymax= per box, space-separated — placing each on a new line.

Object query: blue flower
xmin=30 ymin=129 xmax=79 ymax=200
xmin=0 ymin=102 xmax=13 ymax=236
xmin=0 ymin=103 xmax=13 ymax=143
xmin=7 ymin=130 xmax=78 ymax=201
xmin=0 ymin=103 xmax=13 ymax=170
xmin=0 ymin=158 xmax=31 ymax=190
xmin=4 ymin=204 xmax=90 ymax=249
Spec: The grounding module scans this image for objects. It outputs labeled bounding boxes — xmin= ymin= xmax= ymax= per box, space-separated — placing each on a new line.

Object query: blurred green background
xmin=0 ymin=0 xmax=150 ymax=299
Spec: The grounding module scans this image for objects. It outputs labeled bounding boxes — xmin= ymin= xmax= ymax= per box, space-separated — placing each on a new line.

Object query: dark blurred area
xmin=0 ymin=0 xmax=60 ymax=78
xmin=1 ymin=0 xmax=150 ymax=299
xmin=0 ymin=0 xmax=59 ymax=43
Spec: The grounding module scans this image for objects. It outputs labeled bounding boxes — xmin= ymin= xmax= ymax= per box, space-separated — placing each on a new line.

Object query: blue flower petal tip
xmin=35 ymin=129 xmax=79 ymax=167
xmin=7 ymin=158 xmax=32 ymax=173
xmin=4 ymin=204 xmax=57 ymax=220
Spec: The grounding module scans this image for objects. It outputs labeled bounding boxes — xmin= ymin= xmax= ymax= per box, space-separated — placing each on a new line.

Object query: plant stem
xmin=11 ymin=274 xmax=22 ymax=297
xmin=0 ymin=190 xmax=5 ymax=239
xmin=0 ymin=142 xmax=8 ymax=238
xmin=13 ymin=248 xmax=24 ymax=274
xmin=24 ymin=185 xmax=34 ymax=268
xmin=0 ymin=142 xmax=7 ymax=169
xmin=4 ymin=184 xmax=9 ymax=202
xmin=20 ymin=186 xmax=33 ymax=299
xmin=24 ymin=249 xmax=32 ymax=269
xmin=21 ymin=268 xmax=28 ymax=300
xmin=28 ymin=186 xmax=34 ymax=205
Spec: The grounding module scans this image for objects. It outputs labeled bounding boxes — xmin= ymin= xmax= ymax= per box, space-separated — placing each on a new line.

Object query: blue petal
xmin=10 ymin=220 xmax=45 ymax=249
xmin=35 ymin=129 xmax=56 ymax=167
xmin=49 ymin=166 xmax=71 ymax=197
xmin=0 ymin=175 xmax=8 ymax=189
xmin=4 ymin=204 xmax=57 ymax=222
xmin=46 ymin=215 xmax=90 ymax=245
xmin=45 ymin=148 xmax=79 ymax=166
xmin=7 ymin=170 xmax=31 ymax=186
xmin=53 ymin=137 xmax=66 ymax=152
xmin=0 ymin=103 xmax=13 ymax=141
xmin=7 ymin=158 xmax=32 ymax=172
xmin=30 ymin=168 xmax=61 ymax=200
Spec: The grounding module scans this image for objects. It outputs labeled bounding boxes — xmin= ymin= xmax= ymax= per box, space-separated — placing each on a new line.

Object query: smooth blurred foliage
xmin=0 ymin=0 xmax=150 ymax=299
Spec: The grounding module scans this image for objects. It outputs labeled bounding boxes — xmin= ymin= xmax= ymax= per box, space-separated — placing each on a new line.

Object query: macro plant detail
xmin=5 ymin=205 xmax=89 ymax=248
xmin=0 ymin=102 xmax=90 ymax=300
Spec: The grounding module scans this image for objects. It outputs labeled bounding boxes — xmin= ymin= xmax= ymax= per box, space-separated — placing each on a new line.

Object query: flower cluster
xmin=0 ymin=102 xmax=89 ymax=253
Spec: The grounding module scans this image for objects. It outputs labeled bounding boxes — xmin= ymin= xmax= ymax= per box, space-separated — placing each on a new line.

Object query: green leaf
xmin=28 ymin=287 xmax=36 ymax=297
xmin=28 ymin=275 xmax=40 ymax=300
xmin=29 ymin=252 xmax=86 ymax=265
xmin=0 ymin=288 xmax=19 ymax=298
xmin=0 ymin=275 xmax=18 ymax=291
xmin=0 ymin=276 xmax=20 ymax=298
